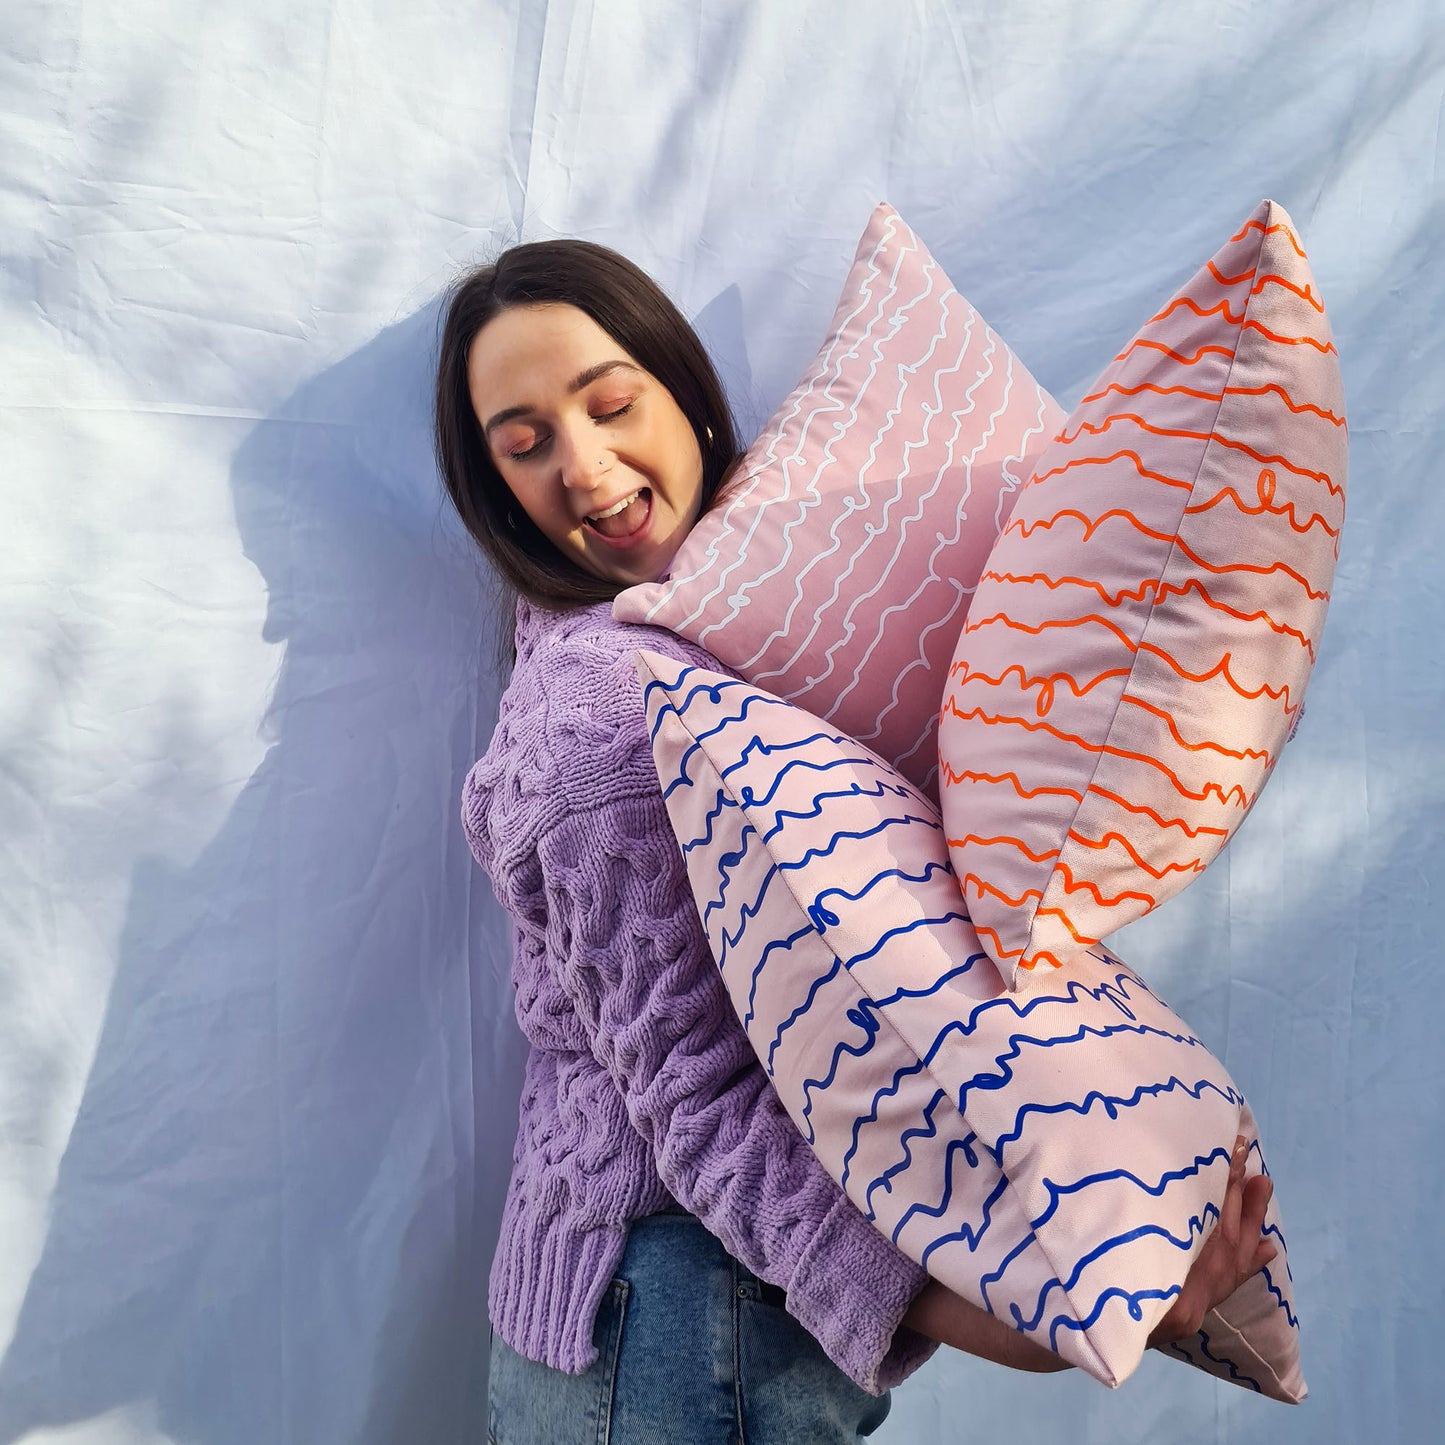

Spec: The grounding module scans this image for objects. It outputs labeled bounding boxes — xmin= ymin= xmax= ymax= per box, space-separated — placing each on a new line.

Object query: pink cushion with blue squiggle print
xmin=637 ymin=649 xmax=1303 ymax=1399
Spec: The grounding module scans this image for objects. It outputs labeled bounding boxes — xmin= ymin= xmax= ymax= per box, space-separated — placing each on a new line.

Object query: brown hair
xmin=434 ymin=239 xmax=742 ymax=609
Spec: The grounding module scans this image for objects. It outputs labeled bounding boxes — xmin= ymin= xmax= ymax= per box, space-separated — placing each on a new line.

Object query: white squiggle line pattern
xmin=820 ymin=316 xmax=998 ymax=717
xmin=655 ymin=214 xmax=907 ymax=637
xmin=746 ymin=259 xmax=964 ymax=685
xmin=699 ymin=225 xmax=923 ymax=652
xmin=992 ymin=383 xmax=1055 ymax=533
xmin=854 ymin=347 xmax=1025 ymax=745
xmin=626 ymin=249 xmax=880 ymax=631
xmin=744 ymin=257 xmax=953 ymax=679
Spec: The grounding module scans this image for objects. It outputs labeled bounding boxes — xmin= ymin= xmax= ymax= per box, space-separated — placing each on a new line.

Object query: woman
xmin=434 ymin=239 xmax=1276 ymax=1444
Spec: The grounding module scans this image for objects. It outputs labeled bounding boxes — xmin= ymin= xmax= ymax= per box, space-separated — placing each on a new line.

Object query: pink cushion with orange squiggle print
xmin=939 ymin=200 xmax=1346 ymax=988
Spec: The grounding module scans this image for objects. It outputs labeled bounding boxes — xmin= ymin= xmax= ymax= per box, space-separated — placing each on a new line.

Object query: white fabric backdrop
xmin=2 ymin=1 xmax=1440 ymax=1441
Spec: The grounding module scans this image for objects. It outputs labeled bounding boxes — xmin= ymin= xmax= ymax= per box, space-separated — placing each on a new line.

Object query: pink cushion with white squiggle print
xmin=637 ymin=650 xmax=1304 ymax=1399
xmin=940 ymin=201 xmax=1346 ymax=985
xmin=614 ymin=202 xmax=1063 ymax=797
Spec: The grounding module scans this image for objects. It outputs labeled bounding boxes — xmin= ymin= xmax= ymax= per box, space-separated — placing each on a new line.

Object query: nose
xmin=557 ymin=420 xmax=609 ymax=493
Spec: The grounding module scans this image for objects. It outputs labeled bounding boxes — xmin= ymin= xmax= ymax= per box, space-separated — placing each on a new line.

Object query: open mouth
xmin=585 ymin=488 xmax=651 ymax=541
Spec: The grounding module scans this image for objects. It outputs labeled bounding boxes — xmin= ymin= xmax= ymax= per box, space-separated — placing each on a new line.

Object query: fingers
xmin=1238 ymin=1173 xmax=1275 ymax=1271
xmin=1252 ymin=1237 xmax=1280 ymax=1274
xmin=1218 ymin=1134 xmax=1247 ymax=1248
xmin=1224 ymin=1148 xmax=1276 ymax=1292
xmin=1155 ymin=1136 xmax=1279 ymax=1347
xmin=1239 ymin=1169 xmax=1272 ymax=1222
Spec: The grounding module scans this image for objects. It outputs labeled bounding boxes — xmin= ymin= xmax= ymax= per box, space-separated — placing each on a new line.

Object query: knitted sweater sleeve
xmin=478 ymin=629 xmax=938 ymax=1395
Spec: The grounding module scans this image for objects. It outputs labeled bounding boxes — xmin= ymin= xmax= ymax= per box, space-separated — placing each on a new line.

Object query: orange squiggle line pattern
xmin=1064 ymin=827 xmax=1211 ymax=881
xmin=978 ymin=570 xmax=1317 ymax=660
xmin=959 ymin=908 xmax=1096 ymax=973
xmin=948 ymin=659 xmax=1134 ymax=711
xmin=941 ymin=700 xmax=1260 ymax=809
xmin=1084 ymin=785 xmax=1231 ymax=840
xmin=1113 ymin=336 xmax=1237 ymax=368
xmin=1207 ymin=260 xmax=1324 ymax=311
xmin=1183 ymin=484 xmax=1341 ymax=538
xmin=939 ymin=764 xmax=1239 ymax=841
xmin=1050 ymin=861 xmax=1159 ymax=910
xmin=1030 ymin=906 xmax=1101 ymax=946
xmin=1029 ymin=448 xmax=1193 ymax=491
xmin=1079 ymin=379 xmax=1346 ymax=428
xmin=1119 ymin=695 xmax=1276 ymax=764
xmin=997 ymin=509 xmax=1331 ymax=599
xmin=1015 ymin=951 xmax=1073 ymax=973
xmin=961 ymin=611 xmax=1303 ymax=709
xmin=966 ymin=915 xmax=1027 ymax=965
xmin=959 ymin=875 xmax=1045 ymax=912
xmin=1242 ymin=318 xmax=1337 ymax=354
xmin=1229 ymin=218 xmax=1308 ymax=257
xmin=936 ymin=764 xmax=1085 ymax=804
xmin=1149 ymin=295 xmax=1247 ymax=328
xmin=948 ymin=835 xmax=1061 ymax=864
xmin=1055 ymin=413 xmax=1344 ymax=496
xmin=940 ymin=203 xmax=1344 ymax=984
xmin=1207 ymin=261 xmax=1257 ymax=287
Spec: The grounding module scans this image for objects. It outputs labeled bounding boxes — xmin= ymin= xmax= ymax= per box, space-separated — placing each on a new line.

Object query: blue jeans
xmin=486 ymin=1210 xmax=893 ymax=1444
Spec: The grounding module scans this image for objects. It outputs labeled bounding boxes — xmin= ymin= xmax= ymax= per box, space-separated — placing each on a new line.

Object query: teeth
xmin=590 ymin=490 xmax=642 ymax=521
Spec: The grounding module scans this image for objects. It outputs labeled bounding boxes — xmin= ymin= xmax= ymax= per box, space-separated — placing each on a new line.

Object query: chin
xmin=587 ymin=542 xmax=679 ymax=589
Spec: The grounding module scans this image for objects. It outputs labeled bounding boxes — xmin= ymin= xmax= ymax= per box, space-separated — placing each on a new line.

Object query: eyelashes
xmin=506 ymin=402 xmax=636 ymax=462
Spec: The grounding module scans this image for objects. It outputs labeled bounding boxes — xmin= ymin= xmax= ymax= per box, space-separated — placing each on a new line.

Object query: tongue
xmin=591 ymin=491 xmax=648 ymax=539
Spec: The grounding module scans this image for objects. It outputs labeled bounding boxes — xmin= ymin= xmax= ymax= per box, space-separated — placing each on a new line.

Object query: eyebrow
xmin=482 ymin=360 xmax=643 ymax=435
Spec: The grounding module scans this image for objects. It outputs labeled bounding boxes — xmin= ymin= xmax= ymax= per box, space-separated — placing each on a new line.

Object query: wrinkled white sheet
xmin=1 ymin=1 xmax=1441 ymax=1441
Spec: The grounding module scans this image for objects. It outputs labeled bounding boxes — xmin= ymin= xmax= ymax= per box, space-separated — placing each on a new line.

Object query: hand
xmin=1146 ymin=1134 xmax=1277 ymax=1349
xmin=901 ymin=1132 xmax=1277 ymax=1371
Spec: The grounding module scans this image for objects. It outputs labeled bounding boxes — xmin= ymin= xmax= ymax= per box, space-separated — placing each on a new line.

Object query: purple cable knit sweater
xmin=462 ymin=599 xmax=938 ymax=1396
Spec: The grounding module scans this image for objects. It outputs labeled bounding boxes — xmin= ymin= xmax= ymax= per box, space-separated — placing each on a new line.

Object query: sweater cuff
xmin=785 ymin=1193 xmax=940 ymax=1395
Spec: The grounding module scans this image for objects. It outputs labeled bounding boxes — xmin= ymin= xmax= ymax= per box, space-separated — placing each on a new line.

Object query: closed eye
xmin=502 ymin=401 xmax=634 ymax=462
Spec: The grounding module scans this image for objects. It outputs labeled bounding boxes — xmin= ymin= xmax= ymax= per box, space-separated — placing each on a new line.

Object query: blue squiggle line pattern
xmin=1031 ymin=1148 xmax=1231 ymax=1232
xmin=639 ymin=652 xmax=1301 ymax=1396
xmin=722 ymin=747 xmax=925 ymax=815
xmin=741 ymin=920 xmax=818 ymax=1032
xmin=908 ymin=1151 xmax=1010 ymax=1261
xmin=766 ymin=954 xmax=846 ymax=1073
xmin=1020 ymin=1206 xmax=1225 ymax=1332
xmin=681 ymin=784 xmax=737 ymax=856
xmin=758 ymin=774 xmax=926 ymax=846
xmin=954 ymin=1022 xmax=1210 ymax=1118
xmin=808 ymin=859 xmax=954 ymax=926
xmin=990 ymin=1077 xmax=1245 ymax=1156
xmin=863 ymin=1087 xmax=954 ymax=1219
xmin=1260 ymin=1260 xmax=1299 ymax=1330
xmin=1191 ymin=1328 xmax=1264 ymax=1394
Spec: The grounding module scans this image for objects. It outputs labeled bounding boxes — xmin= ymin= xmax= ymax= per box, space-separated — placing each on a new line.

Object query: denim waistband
xmin=633 ymin=1206 xmax=788 ymax=1309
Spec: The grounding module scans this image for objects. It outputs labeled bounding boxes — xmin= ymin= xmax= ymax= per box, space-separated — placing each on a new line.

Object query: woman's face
xmin=467 ymin=302 xmax=705 ymax=587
